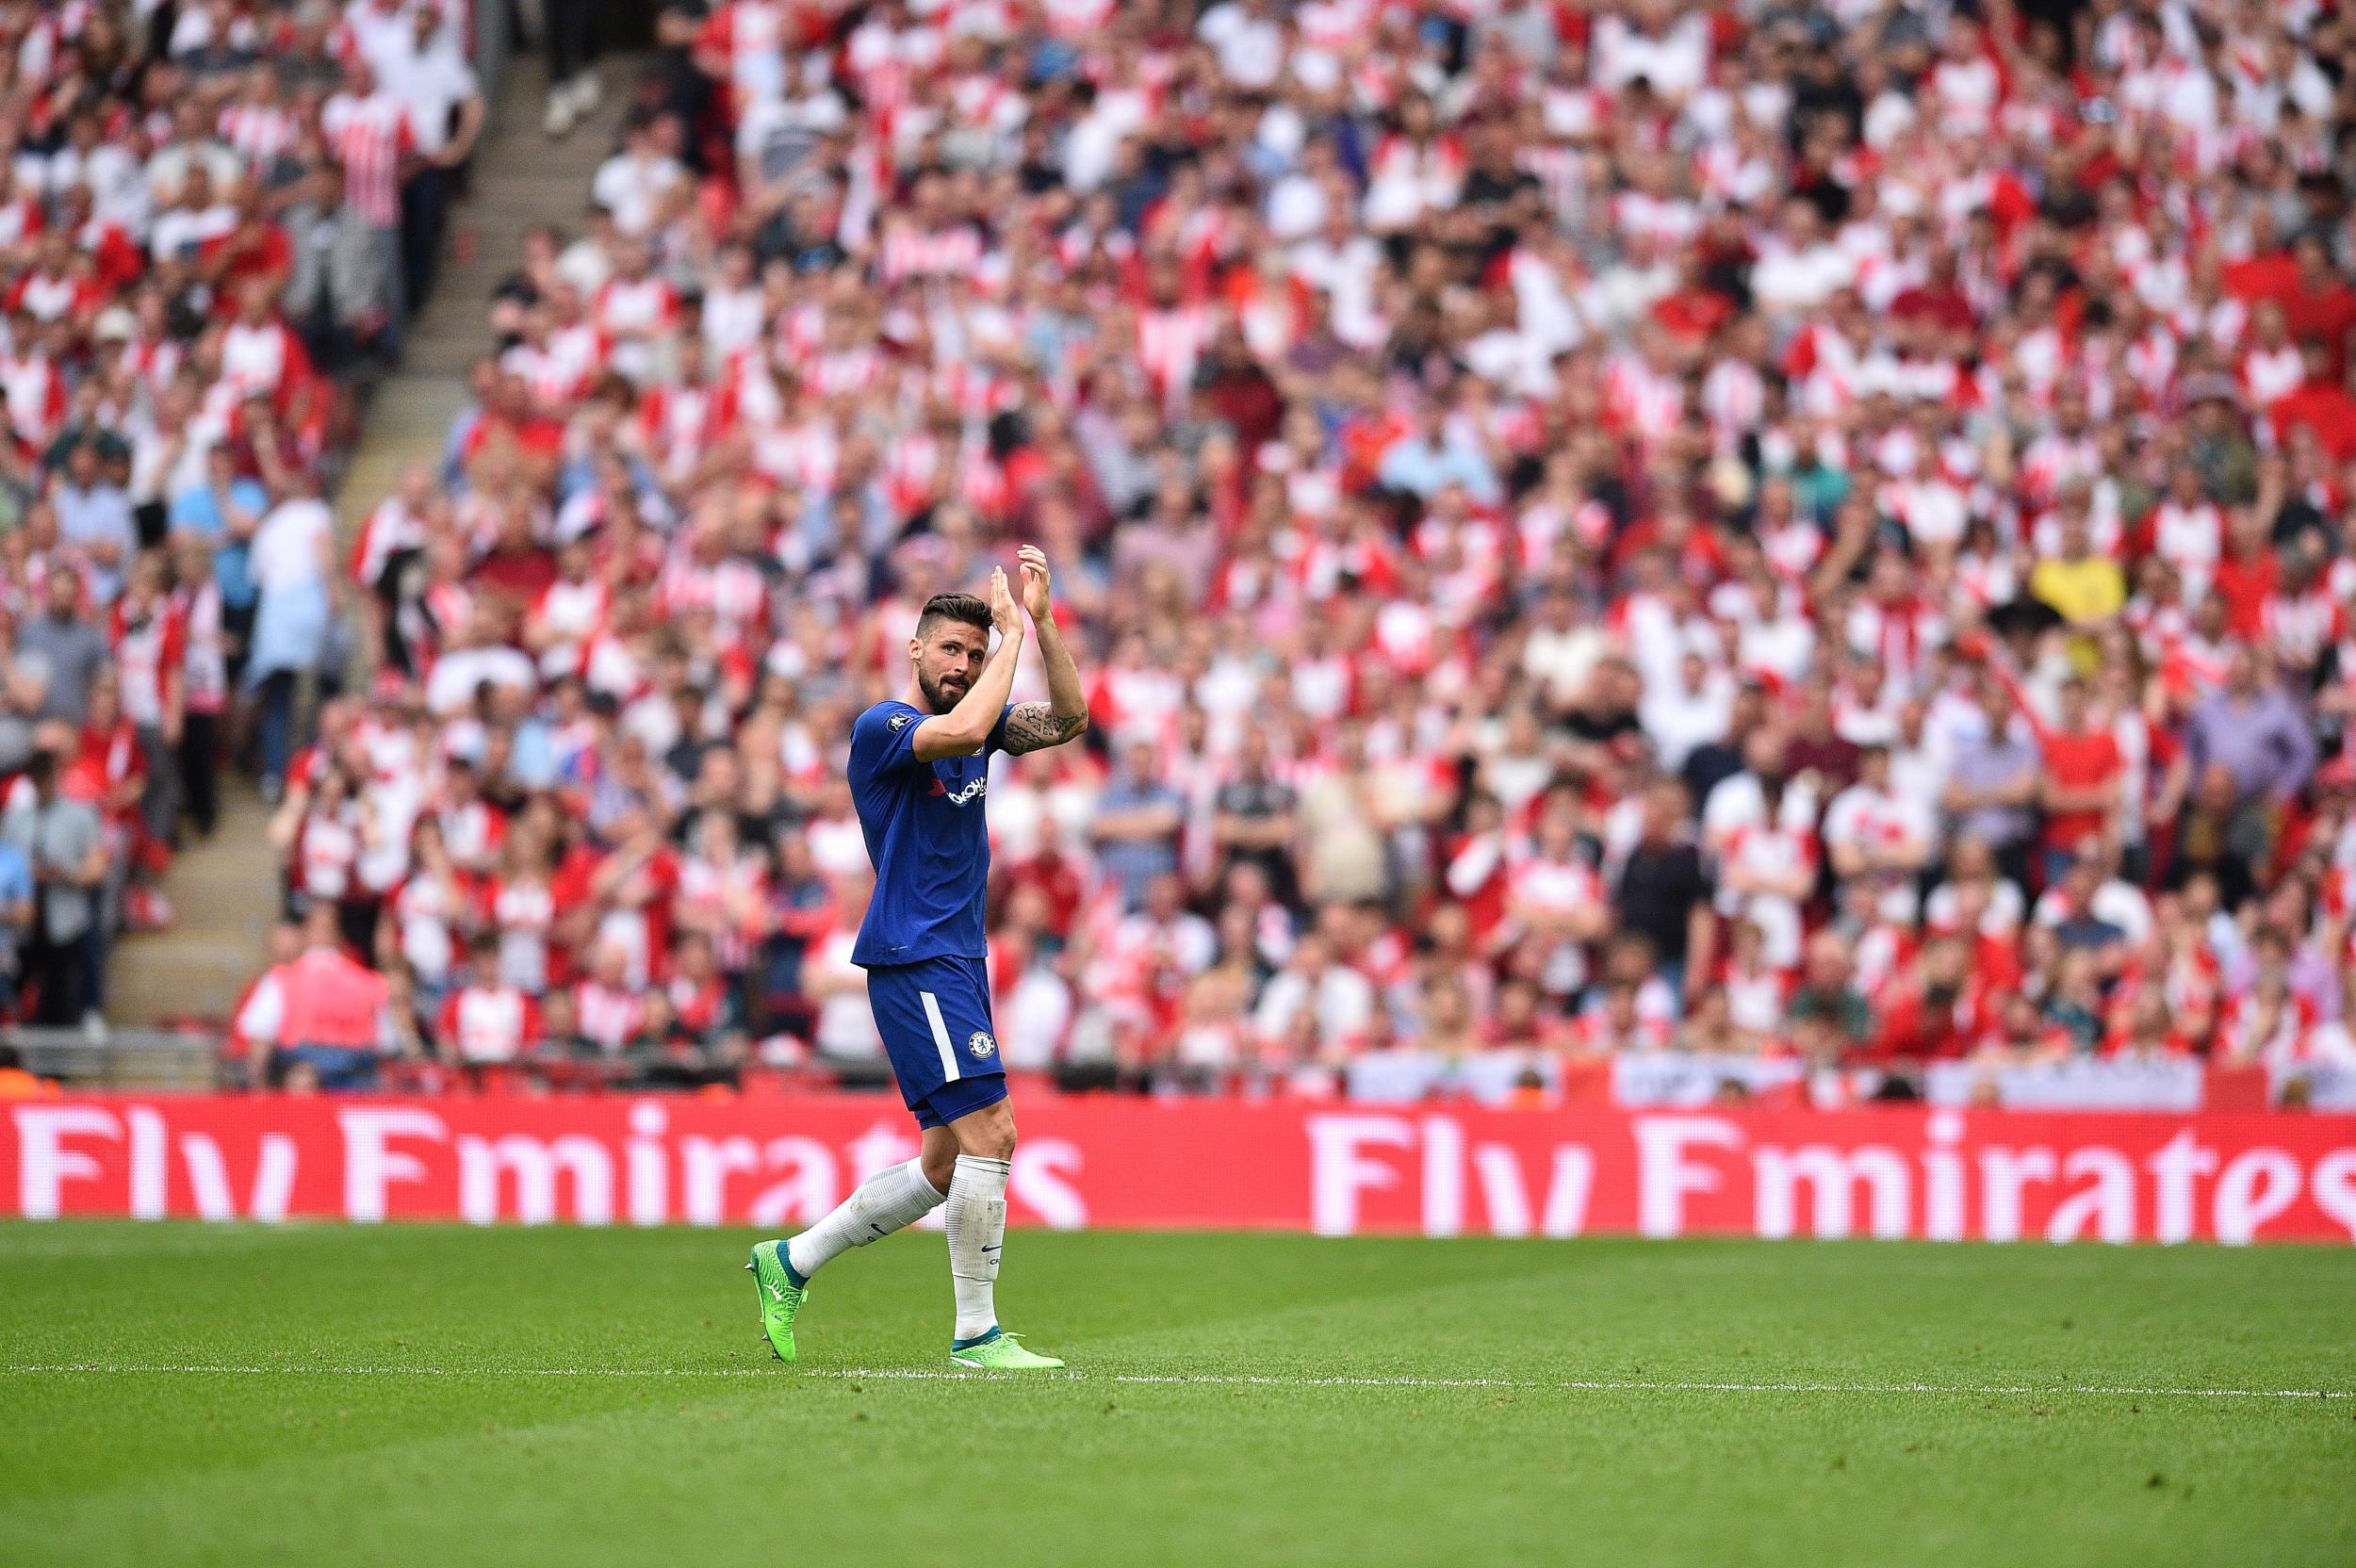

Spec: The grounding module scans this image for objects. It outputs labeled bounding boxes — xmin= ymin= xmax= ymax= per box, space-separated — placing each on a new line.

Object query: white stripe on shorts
xmin=919 ymin=990 xmax=960 ymax=1083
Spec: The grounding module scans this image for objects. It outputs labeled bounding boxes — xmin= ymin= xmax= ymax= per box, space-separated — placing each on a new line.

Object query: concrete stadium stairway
xmin=106 ymin=57 xmax=637 ymax=1027
xmin=334 ymin=55 xmax=639 ymax=517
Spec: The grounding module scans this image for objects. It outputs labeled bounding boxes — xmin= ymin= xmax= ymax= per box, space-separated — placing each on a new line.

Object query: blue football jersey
xmin=845 ymin=698 xmax=1011 ymax=967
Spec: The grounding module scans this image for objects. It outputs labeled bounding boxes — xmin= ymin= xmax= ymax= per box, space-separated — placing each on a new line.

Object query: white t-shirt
xmin=1197 ymin=2 xmax=1284 ymax=89
xmin=377 ymin=40 xmax=479 ymax=156
xmin=1641 ymin=676 xmax=1734 ymax=773
xmin=1751 ymin=242 xmax=1854 ymax=318
xmin=591 ymin=152 xmax=686 ymax=237
xmin=250 ymin=498 xmax=332 ymax=594
xmin=423 ymin=645 xmax=536 ymax=716
xmin=341 ymin=0 xmax=417 ymax=75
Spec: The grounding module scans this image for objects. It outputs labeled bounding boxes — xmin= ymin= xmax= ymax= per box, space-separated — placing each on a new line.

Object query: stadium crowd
xmin=0 ymin=0 xmax=493 ymax=1036
xmin=233 ymin=0 xmax=2356 ymax=1100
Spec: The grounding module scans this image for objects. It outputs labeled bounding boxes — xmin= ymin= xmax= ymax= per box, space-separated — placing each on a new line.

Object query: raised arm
xmin=913 ymin=567 xmax=1027 ymax=762
xmin=1001 ymin=544 xmax=1091 ymax=756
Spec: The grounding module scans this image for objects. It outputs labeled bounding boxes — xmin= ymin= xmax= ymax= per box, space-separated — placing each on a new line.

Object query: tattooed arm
xmin=1002 ymin=545 xmax=1090 ymax=756
xmin=1001 ymin=700 xmax=1088 ymax=754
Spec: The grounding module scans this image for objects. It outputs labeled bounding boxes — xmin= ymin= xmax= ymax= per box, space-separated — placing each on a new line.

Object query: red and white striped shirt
xmin=656 ymin=554 xmax=770 ymax=638
xmin=439 ymin=984 xmax=540 ymax=1063
xmin=108 ymin=596 xmax=185 ymax=729
xmin=489 ymin=877 xmax=557 ymax=992
xmin=1136 ymin=305 xmax=1213 ymax=406
xmin=877 ymin=221 xmax=985 ymax=285
xmin=320 ymin=90 xmax=415 ymax=227
xmin=575 ymin=980 xmax=646 ymax=1054
xmin=696 ymin=0 xmax=806 ymax=106
xmin=221 ymin=318 xmax=307 ymax=403
xmin=218 ymin=103 xmax=299 ymax=167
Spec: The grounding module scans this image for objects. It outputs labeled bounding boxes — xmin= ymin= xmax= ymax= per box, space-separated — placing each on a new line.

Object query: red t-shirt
xmin=2283 ymin=282 xmax=2356 ymax=361
xmin=2042 ymin=728 xmax=2122 ymax=851
xmin=2212 ymin=549 xmax=2278 ymax=638
xmin=2271 ymin=383 xmax=2356 ymax=461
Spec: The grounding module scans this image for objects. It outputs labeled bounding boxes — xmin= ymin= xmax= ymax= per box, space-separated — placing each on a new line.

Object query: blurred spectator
xmin=270 ymin=901 xmax=390 ymax=1090
xmin=20 ymin=569 xmax=107 ymax=726
xmin=8 ymin=743 xmax=106 ymax=1029
xmin=0 ymin=0 xmax=501 ymax=1041
xmin=187 ymin=0 xmax=2356 ymax=1101
xmin=1092 ymin=737 xmax=1186 ymax=911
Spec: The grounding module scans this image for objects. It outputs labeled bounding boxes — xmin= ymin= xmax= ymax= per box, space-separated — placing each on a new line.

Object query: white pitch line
xmin=0 ymin=1363 xmax=2346 ymax=1400
xmin=826 ymin=1369 xmax=2349 ymax=1400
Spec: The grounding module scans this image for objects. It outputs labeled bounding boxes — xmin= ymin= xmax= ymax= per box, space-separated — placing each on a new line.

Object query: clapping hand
xmin=1017 ymin=545 xmax=1053 ymax=622
xmin=988 ymin=565 xmax=1021 ymax=638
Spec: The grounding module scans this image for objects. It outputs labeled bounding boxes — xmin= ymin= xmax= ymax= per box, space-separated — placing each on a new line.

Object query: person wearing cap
xmin=2184 ymin=371 xmax=2260 ymax=505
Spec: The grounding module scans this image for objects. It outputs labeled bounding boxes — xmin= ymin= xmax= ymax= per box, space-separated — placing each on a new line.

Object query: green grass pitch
xmin=1 ymin=1223 xmax=2350 ymax=1567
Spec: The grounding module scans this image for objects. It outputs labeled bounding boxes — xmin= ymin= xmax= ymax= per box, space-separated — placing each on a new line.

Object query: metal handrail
xmin=7 ymin=1027 xmax=222 ymax=1089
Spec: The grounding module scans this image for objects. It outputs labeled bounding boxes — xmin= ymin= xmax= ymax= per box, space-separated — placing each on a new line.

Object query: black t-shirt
xmin=1462 ymin=167 xmax=1539 ymax=211
xmin=1613 ymin=841 xmax=1710 ymax=962
xmin=1562 ymin=704 xmax=1642 ymax=749
xmin=1215 ymin=776 xmax=1294 ymax=820
xmin=1682 ymin=740 xmax=1743 ymax=808
xmin=1215 ymin=776 xmax=1297 ymax=889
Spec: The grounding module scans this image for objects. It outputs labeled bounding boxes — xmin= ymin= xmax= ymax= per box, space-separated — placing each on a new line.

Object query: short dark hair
xmin=915 ymin=592 xmax=990 ymax=640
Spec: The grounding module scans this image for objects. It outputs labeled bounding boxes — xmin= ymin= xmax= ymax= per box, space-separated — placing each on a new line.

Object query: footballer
xmin=747 ymin=545 xmax=1088 ymax=1370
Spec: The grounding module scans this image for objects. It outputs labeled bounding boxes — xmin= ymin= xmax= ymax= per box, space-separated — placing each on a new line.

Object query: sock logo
xmin=967 ymin=1030 xmax=997 ymax=1059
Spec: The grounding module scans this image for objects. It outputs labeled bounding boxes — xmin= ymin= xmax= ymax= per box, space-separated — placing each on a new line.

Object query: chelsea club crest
xmin=967 ymin=1031 xmax=997 ymax=1060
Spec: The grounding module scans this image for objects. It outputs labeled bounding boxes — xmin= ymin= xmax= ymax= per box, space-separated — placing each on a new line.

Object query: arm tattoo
xmin=1000 ymin=701 xmax=1088 ymax=755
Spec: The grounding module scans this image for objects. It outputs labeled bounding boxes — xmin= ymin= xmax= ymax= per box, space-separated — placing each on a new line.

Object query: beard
xmin=917 ymin=668 xmax=970 ymax=711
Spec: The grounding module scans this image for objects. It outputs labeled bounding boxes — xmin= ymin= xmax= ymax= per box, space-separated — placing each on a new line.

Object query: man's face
xmin=1238 ymin=727 xmax=1268 ymax=776
xmin=1644 ymin=784 xmax=1682 ymax=839
xmin=910 ymin=614 xmax=988 ymax=711
xmin=1807 ymin=938 xmax=1848 ymax=987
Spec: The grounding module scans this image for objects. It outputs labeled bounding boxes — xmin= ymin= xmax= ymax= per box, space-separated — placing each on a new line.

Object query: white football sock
xmin=945 ymin=1153 xmax=1009 ymax=1342
xmin=785 ymin=1158 xmax=946 ymax=1282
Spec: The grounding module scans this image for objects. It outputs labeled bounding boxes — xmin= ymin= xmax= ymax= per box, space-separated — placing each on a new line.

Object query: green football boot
xmin=949 ymin=1329 xmax=1065 ymax=1370
xmin=745 ymin=1239 xmax=808 ymax=1364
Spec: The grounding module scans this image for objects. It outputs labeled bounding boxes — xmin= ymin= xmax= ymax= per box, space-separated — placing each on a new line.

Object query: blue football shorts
xmin=862 ymin=954 xmax=1009 ymax=1129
